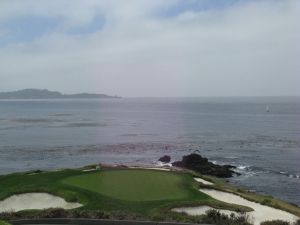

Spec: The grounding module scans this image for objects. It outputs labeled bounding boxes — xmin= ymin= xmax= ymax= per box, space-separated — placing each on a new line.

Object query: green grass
xmin=62 ymin=170 xmax=190 ymax=201
xmin=0 ymin=168 xmax=213 ymax=214
xmin=0 ymin=221 xmax=11 ymax=225
xmin=0 ymin=167 xmax=299 ymax=222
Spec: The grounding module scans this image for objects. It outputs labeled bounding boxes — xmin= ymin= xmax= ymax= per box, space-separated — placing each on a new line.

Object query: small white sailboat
xmin=266 ymin=105 xmax=270 ymax=113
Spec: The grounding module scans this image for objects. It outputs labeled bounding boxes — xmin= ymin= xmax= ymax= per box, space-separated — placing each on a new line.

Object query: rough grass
xmin=62 ymin=170 xmax=192 ymax=201
xmin=260 ymin=220 xmax=290 ymax=225
xmin=0 ymin=221 xmax=10 ymax=225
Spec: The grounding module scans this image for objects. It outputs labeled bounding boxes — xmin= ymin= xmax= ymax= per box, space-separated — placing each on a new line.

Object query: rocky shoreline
xmin=159 ymin=153 xmax=237 ymax=178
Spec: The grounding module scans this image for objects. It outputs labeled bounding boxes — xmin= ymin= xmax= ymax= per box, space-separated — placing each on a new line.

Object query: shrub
xmin=237 ymin=188 xmax=246 ymax=193
xmin=202 ymin=209 xmax=252 ymax=225
xmin=262 ymin=199 xmax=272 ymax=205
xmin=38 ymin=208 xmax=69 ymax=218
xmin=261 ymin=220 xmax=290 ymax=225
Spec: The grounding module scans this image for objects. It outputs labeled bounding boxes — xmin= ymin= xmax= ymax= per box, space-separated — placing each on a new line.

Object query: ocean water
xmin=0 ymin=97 xmax=299 ymax=206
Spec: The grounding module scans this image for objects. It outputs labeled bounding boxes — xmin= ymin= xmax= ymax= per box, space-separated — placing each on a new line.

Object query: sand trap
xmin=199 ymin=189 xmax=299 ymax=225
xmin=144 ymin=167 xmax=171 ymax=171
xmin=194 ymin=177 xmax=214 ymax=185
xmin=82 ymin=168 xmax=97 ymax=172
xmin=0 ymin=193 xmax=82 ymax=213
xmin=172 ymin=205 xmax=238 ymax=217
xmin=156 ymin=161 xmax=173 ymax=167
xmin=27 ymin=172 xmax=40 ymax=175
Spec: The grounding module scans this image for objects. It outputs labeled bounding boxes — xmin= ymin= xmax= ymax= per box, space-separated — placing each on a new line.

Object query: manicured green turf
xmin=62 ymin=170 xmax=189 ymax=201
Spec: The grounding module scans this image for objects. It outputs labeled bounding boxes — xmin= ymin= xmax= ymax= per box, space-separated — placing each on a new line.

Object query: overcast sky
xmin=0 ymin=0 xmax=299 ymax=97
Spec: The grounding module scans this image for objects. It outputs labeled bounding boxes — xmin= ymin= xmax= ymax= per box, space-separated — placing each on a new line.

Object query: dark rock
xmin=172 ymin=153 xmax=236 ymax=178
xmin=223 ymin=164 xmax=237 ymax=169
xmin=158 ymin=155 xmax=171 ymax=163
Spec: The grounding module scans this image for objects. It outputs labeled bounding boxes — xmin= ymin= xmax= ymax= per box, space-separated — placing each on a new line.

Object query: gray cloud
xmin=0 ymin=0 xmax=299 ymax=97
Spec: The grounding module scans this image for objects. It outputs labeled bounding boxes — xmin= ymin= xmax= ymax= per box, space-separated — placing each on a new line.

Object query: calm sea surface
xmin=0 ymin=97 xmax=299 ymax=205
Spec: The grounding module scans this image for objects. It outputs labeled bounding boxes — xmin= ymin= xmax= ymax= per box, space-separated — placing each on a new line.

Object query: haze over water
xmin=0 ymin=97 xmax=299 ymax=206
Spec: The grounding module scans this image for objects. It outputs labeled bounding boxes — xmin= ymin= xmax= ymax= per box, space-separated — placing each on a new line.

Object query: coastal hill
xmin=0 ymin=89 xmax=120 ymax=99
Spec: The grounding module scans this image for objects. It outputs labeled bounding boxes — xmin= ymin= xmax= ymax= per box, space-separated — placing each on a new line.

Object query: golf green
xmin=62 ymin=169 xmax=191 ymax=201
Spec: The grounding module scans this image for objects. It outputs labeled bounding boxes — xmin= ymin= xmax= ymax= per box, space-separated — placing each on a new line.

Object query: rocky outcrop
xmin=172 ymin=153 xmax=237 ymax=178
xmin=158 ymin=155 xmax=171 ymax=163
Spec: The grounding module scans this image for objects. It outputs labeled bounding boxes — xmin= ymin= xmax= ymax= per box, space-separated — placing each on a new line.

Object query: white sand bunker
xmin=82 ymin=168 xmax=98 ymax=172
xmin=0 ymin=193 xmax=82 ymax=213
xmin=172 ymin=205 xmax=238 ymax=217
xmin=145 ymin=167 xmax=171 ymax=171
xmin=194 ymin=177 xmax=214 ymax=185
xmin=198 ymin=189 xmax=298 ymax=225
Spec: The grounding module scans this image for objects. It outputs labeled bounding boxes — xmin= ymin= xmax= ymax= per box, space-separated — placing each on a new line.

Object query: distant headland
xmin=0 ymin=89 xmax=121 ymax=99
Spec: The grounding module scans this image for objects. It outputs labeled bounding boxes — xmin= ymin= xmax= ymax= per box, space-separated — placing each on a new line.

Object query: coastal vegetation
xmin=261 ymin=220 xmax=300 ymax=225
xmin=0 ymin=221 xmax=11 ymax=225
